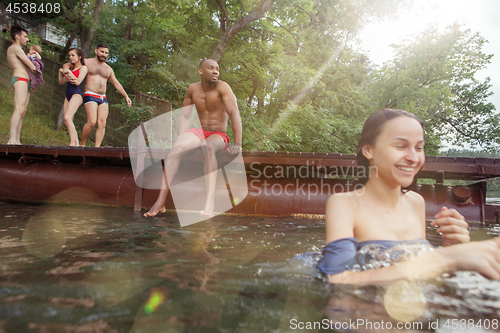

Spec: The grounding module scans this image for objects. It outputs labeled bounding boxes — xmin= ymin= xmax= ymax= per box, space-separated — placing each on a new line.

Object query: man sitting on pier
xmin=144 ymin=59 xmax=242 ymax=218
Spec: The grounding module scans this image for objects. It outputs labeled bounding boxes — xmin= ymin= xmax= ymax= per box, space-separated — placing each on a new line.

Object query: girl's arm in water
xmin=325 ymin=194 xmax=500 ymax=284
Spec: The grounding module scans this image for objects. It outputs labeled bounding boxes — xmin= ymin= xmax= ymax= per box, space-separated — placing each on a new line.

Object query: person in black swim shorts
xmin=69 ymin=43 xmax=131 ymax=147
xmin=83 ymin=91 xmax=107 ymax=105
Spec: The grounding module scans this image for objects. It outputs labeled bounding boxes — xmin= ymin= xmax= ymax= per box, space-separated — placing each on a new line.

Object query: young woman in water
xmin=58 ymin=48 xmax=88 ymax=146
xmin=319 ymin=109 xmax=500 ymax=283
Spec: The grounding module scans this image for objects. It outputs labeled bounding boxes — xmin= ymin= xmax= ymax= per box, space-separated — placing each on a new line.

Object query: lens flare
xmin=144 ymin=288 xmax=168 ymax=314
xmin=23 ymin=212 xmax=67 ymax=258
xmin=383 ymin=280 xmax=426 ymax=322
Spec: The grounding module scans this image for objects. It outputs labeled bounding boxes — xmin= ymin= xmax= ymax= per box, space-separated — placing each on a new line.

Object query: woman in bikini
xmin=319 ymin=109 xmax=500 ymax=283
xmin=58 ymin=48 xmax=88 ymax=146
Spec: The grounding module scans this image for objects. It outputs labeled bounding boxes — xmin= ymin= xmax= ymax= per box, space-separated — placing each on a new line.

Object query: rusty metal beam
xmin=0 ymin=145 xmax=499 ymax=223
xmin=1 ymin=144 xmax=500 ymax=177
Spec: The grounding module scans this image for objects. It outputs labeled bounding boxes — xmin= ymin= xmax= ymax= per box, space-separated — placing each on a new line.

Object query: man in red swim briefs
xmin=144 ymin=59 xmax=242 ymax=218
xmin=6 ymin=26 xmax=37 ymax=145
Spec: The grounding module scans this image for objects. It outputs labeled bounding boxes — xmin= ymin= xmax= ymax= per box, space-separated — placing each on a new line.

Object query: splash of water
xmin=347 ymin=242 xmax=434 ymax=272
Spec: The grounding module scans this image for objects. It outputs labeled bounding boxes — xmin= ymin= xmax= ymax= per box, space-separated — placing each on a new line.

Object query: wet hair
xmin=10 ymin=25 xmax=28 ymax=41
xmin=30 ymin=44 xmax=41 ymax=54
xmin=356 ymin=108 xmax=423 ymax=185
xmin=69 ymin=48 xmax=85 ymax=66
xmin=96 ymin=43 xmax=109 ymax=50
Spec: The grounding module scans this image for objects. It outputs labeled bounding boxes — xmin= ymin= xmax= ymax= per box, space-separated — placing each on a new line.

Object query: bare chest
xmin=192 ymin=89 xmax=224 ymax=113
xmin=87 ymin=62 xmax=111 ymax=79
xmin=7 ymin=47 xmax=23 ymax=68
xmin=354 ymin=205 xmax=423 ymax=241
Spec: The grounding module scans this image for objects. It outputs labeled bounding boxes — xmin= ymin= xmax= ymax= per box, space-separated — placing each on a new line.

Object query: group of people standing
xmin=57 ymin=43 xmax=131 ymax=146
xmin=7 ymin=25 xmax=131 ymax=147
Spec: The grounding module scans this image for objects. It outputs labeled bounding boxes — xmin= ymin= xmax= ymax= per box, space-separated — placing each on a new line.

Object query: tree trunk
xmin=210 ymin=0 xmax=276 ymax=62
xmin=78 ymin=0 xmax=85 ymax=54
xmin=124 ymin=1 xmax=134 ymax=40
xmin=248 ymin=84 xmax=257 ymax=106
xmin=124 ymin=1 xmax=134 ymax=69
xmin=81 ymin=0 xmax=104 ymax=57
xmin=59 ymin=30 xmax=77 ymax=63
xmin=257 ymin=97 xmax=264 ymax=114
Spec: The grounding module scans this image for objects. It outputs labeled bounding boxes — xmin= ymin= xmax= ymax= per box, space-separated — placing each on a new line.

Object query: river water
xmin=1 ymin=202 xmax=500 ymax=332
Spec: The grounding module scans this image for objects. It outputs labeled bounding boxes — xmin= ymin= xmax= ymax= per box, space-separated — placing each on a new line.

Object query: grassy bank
xmin=0 ymin=84 xmax=69 ymax=145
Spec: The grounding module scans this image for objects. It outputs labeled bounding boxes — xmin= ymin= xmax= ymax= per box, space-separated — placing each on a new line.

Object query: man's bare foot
xmin=200 ymin=199 xmax=215 ymax=218
xmin=7 ymin=141 xmax=21 ymax=145
xmin=199 ymin=210 xmax=214 ymax=218
xmin=143 ymin=207 xmax=166 ymax=217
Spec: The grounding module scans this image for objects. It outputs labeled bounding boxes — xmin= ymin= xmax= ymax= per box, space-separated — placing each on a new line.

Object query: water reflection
xmin=0 ymin=202 xmax=499 ymax=332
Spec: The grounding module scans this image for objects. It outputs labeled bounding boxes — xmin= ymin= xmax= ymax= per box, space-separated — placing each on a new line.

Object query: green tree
xmin=211 ymin=0 xmax=277 ymax=61
xmin=443 ymin=79 xmax=500 ymax=151
xmin=368 ymin=24 xmax=496 ymax=154
xmin=53 ymin=0 xmax=105 ymax=58
xmin=246 ymin=0 xmax=407 ymax=152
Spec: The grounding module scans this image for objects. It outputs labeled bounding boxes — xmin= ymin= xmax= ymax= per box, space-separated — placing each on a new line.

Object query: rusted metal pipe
xmin=0 ymin=145 xmax=499 ymax=222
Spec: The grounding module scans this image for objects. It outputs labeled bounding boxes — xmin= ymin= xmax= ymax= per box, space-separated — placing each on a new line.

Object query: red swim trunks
xmin=187 ymin=128 xmax=230 ymax=150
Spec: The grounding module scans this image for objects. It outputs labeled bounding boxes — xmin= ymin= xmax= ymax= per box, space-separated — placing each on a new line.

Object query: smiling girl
xmin=319 ymin=109 xmax=500 ymax=283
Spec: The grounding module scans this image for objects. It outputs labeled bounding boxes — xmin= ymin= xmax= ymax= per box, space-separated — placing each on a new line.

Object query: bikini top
xmin=316 ymin=237 xmax=431 ymax=275
xmin=72 ymin=67 xmax=81 ymax=78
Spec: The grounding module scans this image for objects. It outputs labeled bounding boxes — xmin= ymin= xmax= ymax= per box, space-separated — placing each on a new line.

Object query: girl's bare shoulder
xmin=404 ymin=190 xmax=425 ymax=213
xmin=405 ymin=190 xmax=424 ymax=203
xmin=325 ymin=191 xmax=362 ymax=242
xmin=326 ymin=190 xmax=362 ymax=214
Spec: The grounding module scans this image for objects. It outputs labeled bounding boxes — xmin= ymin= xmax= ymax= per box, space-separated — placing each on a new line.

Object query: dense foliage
xmin=32 ymin=0 xmax=500 ymax=152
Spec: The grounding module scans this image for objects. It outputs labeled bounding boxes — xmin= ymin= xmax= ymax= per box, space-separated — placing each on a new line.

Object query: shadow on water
xmin=0 ymin=202 xmax=500 ymax=332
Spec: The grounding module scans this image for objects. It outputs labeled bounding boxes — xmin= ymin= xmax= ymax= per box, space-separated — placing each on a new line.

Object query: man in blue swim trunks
xmin=68 ymin=43 xmax=131 ymax=147
xmin=6 ymin=26 xmax=38 ymax=145
xmin=144 ymin=59 xmax=242 ymax=218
